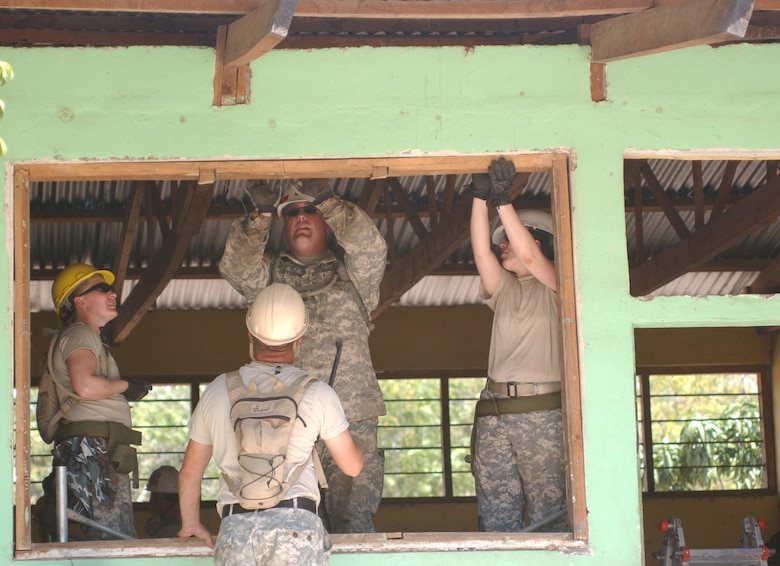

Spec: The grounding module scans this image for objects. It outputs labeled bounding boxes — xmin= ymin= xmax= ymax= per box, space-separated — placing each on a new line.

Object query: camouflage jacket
xmin=219 ymin=197 xmax=387 ymax=421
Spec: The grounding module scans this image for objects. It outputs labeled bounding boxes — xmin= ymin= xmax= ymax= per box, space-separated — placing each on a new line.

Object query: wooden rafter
xmin=374 ymin=173 xmax=530 ymax=317
xmin=641 ymin=162 xmax=689 ymax=239
xmin=630 ymin=173 xmax=780 ymax=296
xmin=710 ymin=160 xmax=739 ymax=220
xmin=590 ymin=0 xmax=755 ymax=62
xmin=108 ymin=181 xmax=215 ymax=343
xmin=112 ymin=180 xmax=146 ymax=298
xmin=388 ymin=177 xmax=428 ymax=241
xmin=692 ymin=161 xmax=705 ymax=229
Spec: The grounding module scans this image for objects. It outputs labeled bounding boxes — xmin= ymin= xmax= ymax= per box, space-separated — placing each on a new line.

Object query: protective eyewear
xmin=76 ymin=282 xmax=114 ymax=297
xmin=282 ymin=204 xmax=318 ymax=219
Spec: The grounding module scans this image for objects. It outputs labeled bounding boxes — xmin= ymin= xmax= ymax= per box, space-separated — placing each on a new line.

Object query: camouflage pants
xmin=474 ymin=402 xmax=567 ymax=533
xmin=50 ymin=436 xmax=137 ymax=540
xmin=215 ymin=508 xmax=330 ymax=566
xmin=317 ymin=418 xmax=383 ymax=533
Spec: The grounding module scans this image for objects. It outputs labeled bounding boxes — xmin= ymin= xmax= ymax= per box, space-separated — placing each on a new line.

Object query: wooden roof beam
xmin=2 ymin=0 xmax=653 ymax=17
xmin=629 ymin=173 xmax=780 ymax=296
xmin=108 ymin=181 xmax=215 ymax=343
xmin=590 ymin=0 xmax=755 ymax=62
xmin=224 ymin=0 xmax=296 ymax=67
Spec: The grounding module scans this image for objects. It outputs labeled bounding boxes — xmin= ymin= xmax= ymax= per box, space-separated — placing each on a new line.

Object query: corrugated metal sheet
xmin=27 ymin=158 xmax=780 ymax=311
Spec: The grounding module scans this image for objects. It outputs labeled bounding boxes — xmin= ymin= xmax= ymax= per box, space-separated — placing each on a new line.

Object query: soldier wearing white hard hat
xmin=178 ymin=283 xmax=362 ymax=564
xmin=219 ymin=178 xmax=387 ymax=533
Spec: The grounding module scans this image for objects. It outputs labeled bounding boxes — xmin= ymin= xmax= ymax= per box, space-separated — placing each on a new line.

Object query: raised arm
xmin=497 ymin=203 xmax=557 ymax=291
xmin=470 ymin=186 xmax=503 ymax=297
xmin=218 ymin=213 xmax=273 ymax=304
xmin=319 ymin=192 xmax=387 ymax=312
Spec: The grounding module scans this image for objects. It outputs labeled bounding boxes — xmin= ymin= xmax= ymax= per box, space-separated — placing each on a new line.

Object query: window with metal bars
xmin=635 ymin=367 xmax=774 ymax=494
xmin=378 ymin=375 xmax=483 ymax=498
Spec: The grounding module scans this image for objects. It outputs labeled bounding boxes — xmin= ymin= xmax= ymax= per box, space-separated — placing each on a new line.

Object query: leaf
xmin=0 ymin=138 xmax=7 ymax=157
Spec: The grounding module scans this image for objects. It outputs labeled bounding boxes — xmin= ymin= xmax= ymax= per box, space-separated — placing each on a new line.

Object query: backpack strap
xmin=222 ymin=370 xmax=243 ymax=499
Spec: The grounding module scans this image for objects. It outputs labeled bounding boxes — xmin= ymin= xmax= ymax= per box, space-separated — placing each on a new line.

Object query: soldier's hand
xmin=245 ymin=181 xmax=279 ymax=213
xmin=123 ymin=379 xmax=152 ymax=401
xmin=468 ymin=173 xmax=491 ymax=201
xmin=299 ymin=179 xmax=334 ymax=205
xmin=488 ymin=157 xmax=515 ymax=208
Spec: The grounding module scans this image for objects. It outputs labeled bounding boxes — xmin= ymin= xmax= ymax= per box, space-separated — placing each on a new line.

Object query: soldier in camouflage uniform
xmin=177 ymin=284 xmax=363 ymax=565
xmin=40 ymin=263 xmax=152 ymax=540
xmin=219 ymin=178 xmax=387 ymax=534
xmin=469 ymin=159 xmax=568 ymax=532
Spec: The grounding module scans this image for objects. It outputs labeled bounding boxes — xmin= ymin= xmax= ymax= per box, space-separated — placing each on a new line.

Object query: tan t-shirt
xmin=51 ymin=322 xmax=132 ymax=427
xmin=481 ymin=269 xmax=561 ymax=384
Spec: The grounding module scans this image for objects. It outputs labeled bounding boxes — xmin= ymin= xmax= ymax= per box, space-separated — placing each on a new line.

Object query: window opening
xmin=13 ymin=154 xmax=585 ymax=555
xmin=636 ymin=367 xmax=773 ymax=493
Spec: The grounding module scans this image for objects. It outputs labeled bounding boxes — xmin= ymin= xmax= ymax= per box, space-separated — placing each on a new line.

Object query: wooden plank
xmin=14 ymin=168 xmax=32 ymax=552
xmin=109 ymin=182 xmax=215 ymax=343
xmin=590 ymin=0 xmax=755 ymax=62
xmin=549 ymin=153 xmax=587 ymax=541
xmin=629 ymin=173 xmax=780 ymax=296
xmin=589 ymin=62 xmax=607 ymax=102
xmin=23 ymin=154 xmax=556 ymax=182
xmin=425 ymin=176 xmax=438 ymax=228
xmin=3 ymin=0 xmax=654 ymax=17
xmin=224 ymin=0 xmax=296 ymax=67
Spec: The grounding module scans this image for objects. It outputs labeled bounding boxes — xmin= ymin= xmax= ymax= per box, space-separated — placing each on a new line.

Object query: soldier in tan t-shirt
xmin=39 ymin=263 xmax=151 ymax=541
xmin=469 ymin=158 xmax=568 ymax=533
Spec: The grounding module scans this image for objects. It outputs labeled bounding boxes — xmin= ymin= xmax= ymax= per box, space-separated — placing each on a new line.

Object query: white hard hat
xmin=276 ymin=181 xmax=314 ymax=218
xmin=146 ymin=465 xmax=179 ymax=494
xmin=246 ymin=283 xmax=308 ymax=346
xmin=492 ymin=209 xmax=554 ymax=245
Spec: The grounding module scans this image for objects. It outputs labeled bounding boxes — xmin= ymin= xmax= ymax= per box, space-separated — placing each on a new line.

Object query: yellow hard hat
xmin=51 ymin=262 xmax=115 ymax=316
xmin=246 ymin=283 xmax=308 ymax=346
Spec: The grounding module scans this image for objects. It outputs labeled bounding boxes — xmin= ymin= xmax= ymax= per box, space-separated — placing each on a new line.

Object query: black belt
xmin=221 ymin=497 xmax=317 ymax=518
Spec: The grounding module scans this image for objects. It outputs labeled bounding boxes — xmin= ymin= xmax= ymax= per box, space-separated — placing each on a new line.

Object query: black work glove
xmin=488 ymin=157 xmax=516 ymax=208
xmin=299 ymin=179 xmax=334 ymax=205
xmin=123 ymin=379 xmax=152 ymax=401
xmin=468 ymin=173 xmax=491 ymax=201
xmin=245 ymin=180 xmax=279 ymax=213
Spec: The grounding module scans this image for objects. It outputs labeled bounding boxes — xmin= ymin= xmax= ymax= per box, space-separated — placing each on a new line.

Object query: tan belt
xmin=486 ymin=379 xmax=561 ymax=397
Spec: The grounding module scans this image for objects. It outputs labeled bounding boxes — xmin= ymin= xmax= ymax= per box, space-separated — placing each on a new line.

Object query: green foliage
xmin=650 ymin=372 xmax=764 ymax=492
xmin=0 ymin=60 xmax=12 ymax=156
xmin=379 ymin=377 xmax=482 ymax=498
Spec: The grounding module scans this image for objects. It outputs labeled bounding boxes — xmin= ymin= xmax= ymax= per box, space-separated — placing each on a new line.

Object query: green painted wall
xmin=2 ymin=41 xmax=780 ymax=565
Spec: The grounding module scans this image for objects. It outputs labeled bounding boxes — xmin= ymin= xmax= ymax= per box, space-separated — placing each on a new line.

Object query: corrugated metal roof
xmin=27 ymin=158 xmax=780 ymax=311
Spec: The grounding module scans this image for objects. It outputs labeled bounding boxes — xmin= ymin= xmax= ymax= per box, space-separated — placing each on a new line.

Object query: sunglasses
xmin=76 ymin=282 xmax=114 ymax=297
xmin=282 ymin=204 xmax=318 ymax=219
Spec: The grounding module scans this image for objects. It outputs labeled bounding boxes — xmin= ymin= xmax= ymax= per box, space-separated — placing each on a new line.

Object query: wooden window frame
xmin=12 ymin=153 xmax=587 ymax=558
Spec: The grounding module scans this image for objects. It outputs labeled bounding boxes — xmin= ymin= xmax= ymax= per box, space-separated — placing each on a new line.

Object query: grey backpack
xmin=223 ymin=368 xmax=326 ymax=510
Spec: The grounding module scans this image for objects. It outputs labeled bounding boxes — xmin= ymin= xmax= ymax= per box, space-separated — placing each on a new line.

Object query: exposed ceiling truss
xmin=26 ymin=157 xmax=780 ymax=343
xmin=626 ymin=159 xmax=780 ymax=297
